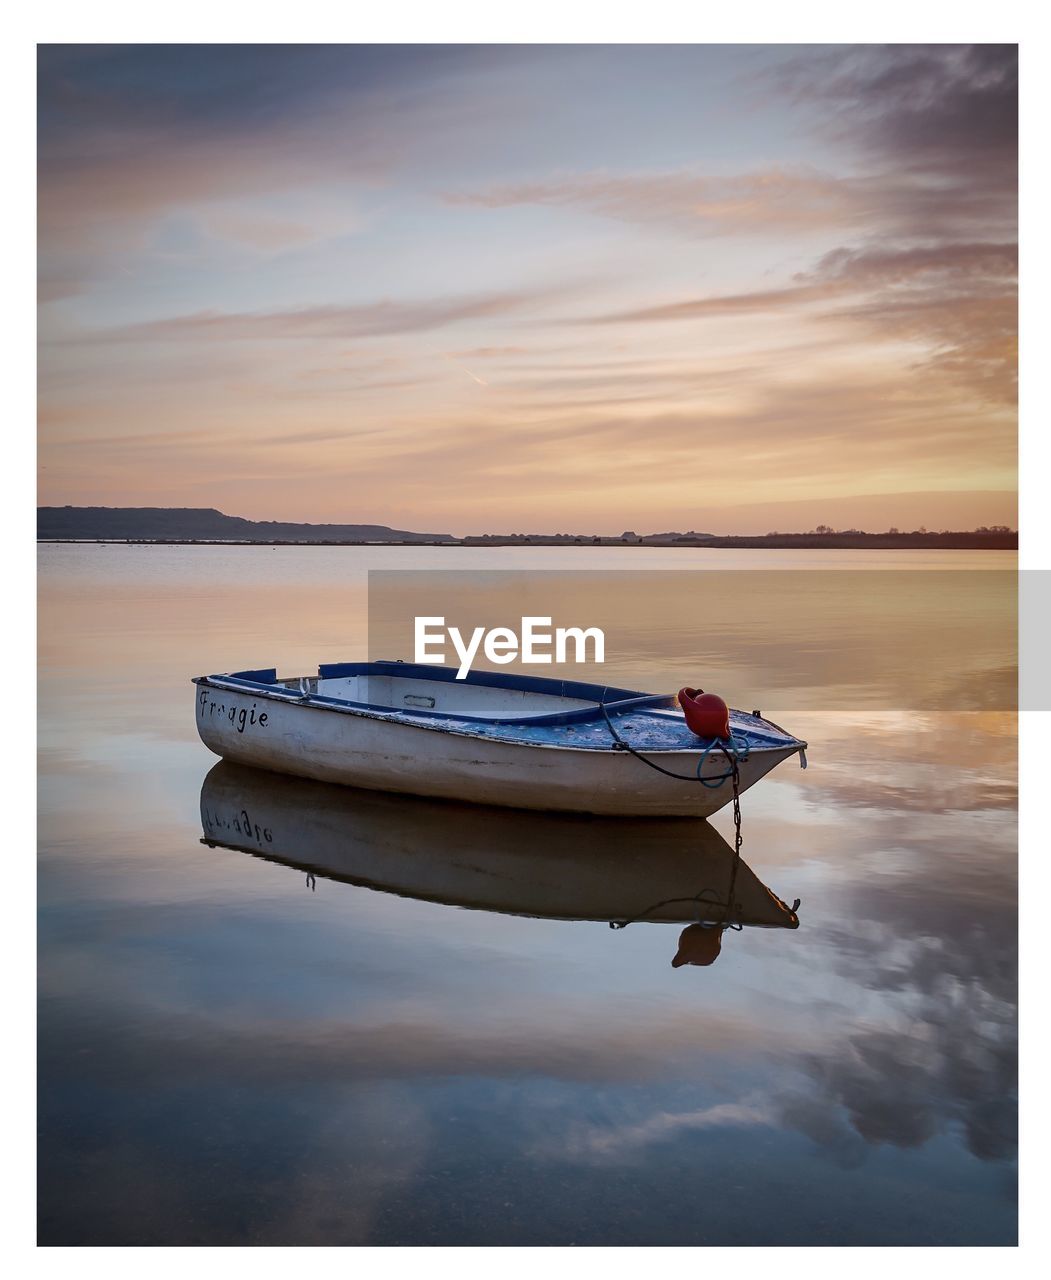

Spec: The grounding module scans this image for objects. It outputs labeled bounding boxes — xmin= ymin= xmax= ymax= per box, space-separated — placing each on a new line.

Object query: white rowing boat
xmin=192 ymin=661 xmax=807 ymax=817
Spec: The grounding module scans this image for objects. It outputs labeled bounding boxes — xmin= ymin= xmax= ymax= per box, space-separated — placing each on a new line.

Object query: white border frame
xmin=12 ymin=6 xmax=1044 ymax=1274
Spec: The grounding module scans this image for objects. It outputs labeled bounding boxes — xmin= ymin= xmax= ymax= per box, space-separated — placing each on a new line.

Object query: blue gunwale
xmin=195 ymin=660 xmax=677 ymax=727
xmin=192 ymin=661 xmax=806 ymax=752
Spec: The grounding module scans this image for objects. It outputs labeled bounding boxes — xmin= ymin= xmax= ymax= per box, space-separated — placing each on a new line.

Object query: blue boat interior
xmin=197 ymin=661 xmax=802 ymax=754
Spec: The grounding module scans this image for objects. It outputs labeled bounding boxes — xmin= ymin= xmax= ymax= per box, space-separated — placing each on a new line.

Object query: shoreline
xmin=38 ymin=534 xmax=1019 ymax=550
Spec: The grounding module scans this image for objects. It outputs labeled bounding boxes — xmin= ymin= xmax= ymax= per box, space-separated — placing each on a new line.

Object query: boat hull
xmin=194 ymin=681 xmax=799 ymax=817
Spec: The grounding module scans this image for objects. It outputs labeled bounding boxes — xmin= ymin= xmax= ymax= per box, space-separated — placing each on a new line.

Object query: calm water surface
xmin=38 ymin=545 xmax=1017 ymax=1245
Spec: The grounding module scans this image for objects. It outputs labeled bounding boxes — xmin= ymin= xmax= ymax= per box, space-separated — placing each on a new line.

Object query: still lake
xmin=38 ymin=545 xmax=1017 ymax=1245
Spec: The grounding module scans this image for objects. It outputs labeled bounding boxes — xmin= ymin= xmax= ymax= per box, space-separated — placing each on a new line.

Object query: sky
xmin=37 ymin=44 xmax=1018 ymax=535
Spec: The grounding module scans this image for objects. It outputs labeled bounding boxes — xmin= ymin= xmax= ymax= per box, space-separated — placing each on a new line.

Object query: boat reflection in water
xmin=199 ymin=762 xmax=799 ymax=963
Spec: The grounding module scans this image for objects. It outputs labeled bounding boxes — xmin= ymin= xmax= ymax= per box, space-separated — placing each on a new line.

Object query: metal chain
xmin=608 ymin=749 xmax=745 ymax=932
xmin=722 ymin=756 xmax=744 ymax=931
xmin=597 ymin=692 xmax=749 ymax=931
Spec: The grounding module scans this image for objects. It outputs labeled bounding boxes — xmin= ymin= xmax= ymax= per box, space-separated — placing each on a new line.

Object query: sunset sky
xmin=37 ymin=44 xmax=1017 ymax=535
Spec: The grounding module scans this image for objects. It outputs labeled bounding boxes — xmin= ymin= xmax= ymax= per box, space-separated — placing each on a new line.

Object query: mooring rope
xmin=598 ymin=695 xmax=749 ymax=784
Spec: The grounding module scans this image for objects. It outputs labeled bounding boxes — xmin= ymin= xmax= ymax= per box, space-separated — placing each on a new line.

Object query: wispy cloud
xmin=59 ymin=287 xmax=565 ymax=345
xmin=590 ymin=241 xmax=1017 ymax=405
xmin=445 ymin=167 xmax=880 ymax=237
xmin=773 ymin=44 xmax=1017 ymax=186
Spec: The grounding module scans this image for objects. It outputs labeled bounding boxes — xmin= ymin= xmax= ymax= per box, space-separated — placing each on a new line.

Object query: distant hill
xmin=37 ymin=507 xmax=455 ymax=544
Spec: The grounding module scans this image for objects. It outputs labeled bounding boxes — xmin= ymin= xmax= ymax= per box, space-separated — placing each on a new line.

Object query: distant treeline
xmin=37 ymin=507 xmax=1017 ymax=549
xmin=461 ymin=529 xmax=1017 ymax=549
xmin=649 ymin=531 xmax=1017 ymax=549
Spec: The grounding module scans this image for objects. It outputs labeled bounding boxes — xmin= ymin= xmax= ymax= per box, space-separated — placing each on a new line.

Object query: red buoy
xmin=671 ymin=923 xmax=723 ymax=968
xmin=678 ymin=687 xmax=730 ymax=740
